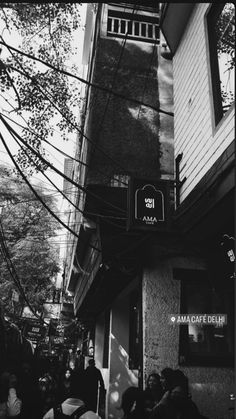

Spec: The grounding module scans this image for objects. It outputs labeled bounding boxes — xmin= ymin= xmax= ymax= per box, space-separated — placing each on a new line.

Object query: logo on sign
xmin=135 ymin=184 xmax=164 ymax=225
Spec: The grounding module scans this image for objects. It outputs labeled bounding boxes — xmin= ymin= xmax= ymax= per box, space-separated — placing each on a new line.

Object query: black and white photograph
xmin=0 ymin=3 xmax=235 ymax=419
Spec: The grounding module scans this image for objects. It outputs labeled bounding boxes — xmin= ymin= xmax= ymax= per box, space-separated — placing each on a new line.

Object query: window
xmin=110 ymin=174 xmax=128 ymax=187
xmin=107 ymin=9 xmax=160 ymax=43
xmin=207 ymin=3 xmax=235 ymax=125
xmin=175 ymin=269 xmax=234 ymax=366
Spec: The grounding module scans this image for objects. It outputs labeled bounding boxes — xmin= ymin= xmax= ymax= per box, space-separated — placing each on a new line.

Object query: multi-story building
xmin=160 ymin=3 xmax=235 ymax=419
xmin=63 ymin=2 xmax=175 ymax=417
xmin=64 ymin=2 xmax=234 ymax=419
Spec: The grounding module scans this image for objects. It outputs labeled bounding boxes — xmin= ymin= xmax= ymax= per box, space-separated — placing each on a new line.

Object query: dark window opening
xmin=107 ymin=18 xmax=112 ymax=32
xmin=141 ymin=23 xmax=146 ymax=37
xmin=128 ymin=20 xmax=132 ymax=35
xmin=148 ymin=24 xmax=153 ymax=39
xmin=175 ymin=269 xmax=234 ymax=366
xmin=135 ymin=22 xmax=139 ymax=36
xmin=114 ymin=19 xmax=119 ymax=33
xmin=155 ymin=25 xmax=160 ymax=40
xmin=121 ymin=20 xmax=126 ymax=34
xmin=207 ymin=3 xmax=235 ymax=125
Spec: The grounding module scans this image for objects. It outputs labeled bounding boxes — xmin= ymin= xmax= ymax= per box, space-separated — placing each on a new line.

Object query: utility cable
xmin=1 ymin=34 xmax=168 ymax=180
xmin=0 ymin=114 xmax=126 ymax=215
xmin=0 ymin=59 xmax=130 ymax=193
xmin=0 ymin=48 xmax=130 ymax=181
xmin=89 ymin=3 xmax=138 ymax=163
xmin=12 ymin=129 xmax=127 ymax=230
xmin=0 ymin=132 xmax=101 ymax=253
xmin=0 ymin=38 xmax=174 ymax=116
xmin=0 ymin=112 xmax=129 ymax=187
xmin=80 ymin=3 xmax=137 ymax=126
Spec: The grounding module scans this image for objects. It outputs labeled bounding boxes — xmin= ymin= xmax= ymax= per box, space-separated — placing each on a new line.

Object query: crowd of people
xmin=0 ymin=360 xmax=209 ymax=419
xmin=120 ymin=368 xmax=209 ymax=419
xmin=0 ymin=358 xmax=105 ymax=419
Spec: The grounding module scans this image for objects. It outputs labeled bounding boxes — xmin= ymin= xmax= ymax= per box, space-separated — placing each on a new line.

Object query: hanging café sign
xmin=127 ymin=178 xmax=171 ymax=231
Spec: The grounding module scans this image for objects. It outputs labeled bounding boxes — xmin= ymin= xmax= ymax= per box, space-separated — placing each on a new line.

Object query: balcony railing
xmin=107 ymin=15 xmax=159 ymax=43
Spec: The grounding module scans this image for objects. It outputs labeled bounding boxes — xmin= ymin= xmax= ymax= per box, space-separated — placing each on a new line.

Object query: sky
xmin=0 ymin=4 xmax=88 ymax=283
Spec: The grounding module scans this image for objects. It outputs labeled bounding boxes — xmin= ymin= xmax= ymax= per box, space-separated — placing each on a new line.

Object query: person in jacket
xmin=83 ymin=359 xmax=105 ymax=413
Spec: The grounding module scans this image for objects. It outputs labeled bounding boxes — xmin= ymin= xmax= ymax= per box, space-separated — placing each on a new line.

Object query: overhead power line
xmin=0 ymin=114 xmax=126 ymax=215
xmin=1 ymin=43 xmax=131 ymax=182
xmin=0 ymin=39 xmax=174 ymax=117
xmin=0 ymin=113 xmax=128 ymax=187
xmin=11 ymin=128 xmax=126 ymax=230
xmin=0 ymin=131 xmax=101 ymax=253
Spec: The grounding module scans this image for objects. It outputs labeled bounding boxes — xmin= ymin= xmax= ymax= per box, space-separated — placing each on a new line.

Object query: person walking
xmin=83 ymin=359 xmax=105 ymax=413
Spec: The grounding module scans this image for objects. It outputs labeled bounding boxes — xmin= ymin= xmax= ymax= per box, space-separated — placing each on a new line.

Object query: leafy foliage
xmin=0 ymin=3 xmax=82 ymax=172
xmin=0 ymin=165 xmax=61 ymax=317
xmin=215 ymin=3 xmax=235 ymax=111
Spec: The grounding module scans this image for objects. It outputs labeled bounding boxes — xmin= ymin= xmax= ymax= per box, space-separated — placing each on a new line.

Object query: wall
xmin=84 ymin=4 xmax=174 ymax=185
xmin=99 ymin=277 xmax=139 ymax=419
xmin=173 ymin=3 xmax=235 ymax=202
xmin=143 ymin=255 xmax=234 ymax=419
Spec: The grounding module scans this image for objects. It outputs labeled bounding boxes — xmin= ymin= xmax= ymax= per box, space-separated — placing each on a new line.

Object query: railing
xmin=107 ymin=16 xmax=159 ymax=42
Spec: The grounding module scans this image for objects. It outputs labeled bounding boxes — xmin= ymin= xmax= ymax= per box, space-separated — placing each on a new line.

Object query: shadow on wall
xmin=108 ymin=333 xmax=138 ymax=419
xmin=88 ymin=37 xmax=174 ymax=184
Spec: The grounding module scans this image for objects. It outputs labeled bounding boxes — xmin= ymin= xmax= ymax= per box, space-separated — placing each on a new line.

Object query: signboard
xmin=24 ymin=321 xmax=46 ymax=342
xmin=127 ymin=178 xmax=171 ymax=231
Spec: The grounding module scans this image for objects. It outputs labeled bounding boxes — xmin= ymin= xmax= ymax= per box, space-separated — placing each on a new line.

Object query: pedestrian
xmin=83 ymin=359 xmax=105 ymax=413
xmin=119 ymin=386 xmax=145 ymax=419
xmin=159 ymin=368 xmax=176 ymax=394
xmin=0 ymin=371 xmax=22 ymax=418
xmin=38 ymin=371 xmax=56 ymax=417
xmin=149 ymin=369 xmax=201 ymax=419
xmin=56 ymin=368 xmax=74 ymax=403
xmin=70 ymin=365 xmax=85 ymax=400
xmin=43 ymin=397 xmax=101 ymax=419
xmin=18 ymin=362 xmax=41 ymax=419
xmin=144 ymin=373 xmax=163 ymax=417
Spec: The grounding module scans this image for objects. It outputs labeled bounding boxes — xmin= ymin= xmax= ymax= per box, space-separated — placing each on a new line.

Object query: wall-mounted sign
xmin=24 ymin=322 xmax=46 ymax=341
xmin=127 ymin=178 xmax=171 ymax=231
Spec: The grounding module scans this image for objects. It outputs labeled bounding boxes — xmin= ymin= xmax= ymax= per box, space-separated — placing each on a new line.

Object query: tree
xmin=0 ymin=164 xmax=61 ymax=318
xmin=0 ymin=3 xmax=82 ymax=172
xmin=215 ymin=3 xmax=235 ymax=110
